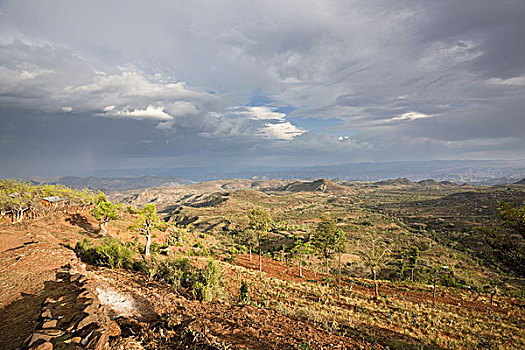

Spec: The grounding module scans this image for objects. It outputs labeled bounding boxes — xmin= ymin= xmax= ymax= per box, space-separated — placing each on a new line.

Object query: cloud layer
xmin=0 ymin=0 xmax=524 ymax=176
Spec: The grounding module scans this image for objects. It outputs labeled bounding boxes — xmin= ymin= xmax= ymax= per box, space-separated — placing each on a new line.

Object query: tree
xmin=481 ymin=201 xmax=525 ymax=277
xmin=239 ymin=228 xmax=258 ymax=261
xmin=247 ymin=206 xmax=272 ymax=278
xmin=0 ymin=179 xmax=33 ymax=222
xmin=497 ymin=201 xmax=525 ymax=238
xmin=312 ymin=216 xmax=341 ymax=273
xmin=334 ymin=229 xmax=347 ymax=296
xmin=90 ymin=193 xmax=119 ymax=236
xmin=291 ymin=240 xmax=314 ymax=278
xmin=130 ymin=203 xmax=162 ymax=257
xmin=406 ymin=246 xmax=420 ymax=282
xmin=355 ymin=234 xmax=392 ymax=299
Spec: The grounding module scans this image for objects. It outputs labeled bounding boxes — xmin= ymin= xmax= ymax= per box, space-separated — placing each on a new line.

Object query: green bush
xmin=139 ymin=257 xmax=223 ymax=301
xmin=194 ymin=259 xmax=224 ymax=301
xmin=75 ymin=238 xmax=223 ymax=301
xmin=239 ymin=280 xmax=250 ymax=304
xmin=75 ymin=238 xmax=135 ymax=269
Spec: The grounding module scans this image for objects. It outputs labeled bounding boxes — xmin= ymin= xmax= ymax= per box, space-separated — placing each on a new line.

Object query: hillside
xmin=1 ymin=179 xmax=524 ymax=349
xmin=277 ymin=178 xmax=348 ymax=193
xmin=108 ymin=178 xmax=290 ymax=207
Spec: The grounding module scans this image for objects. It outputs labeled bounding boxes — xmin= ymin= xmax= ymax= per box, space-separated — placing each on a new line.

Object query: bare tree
xmin=239 ymin=228 xmax=258 ymax=261
xmin=355 ymin=234 xmax=392 ymax=299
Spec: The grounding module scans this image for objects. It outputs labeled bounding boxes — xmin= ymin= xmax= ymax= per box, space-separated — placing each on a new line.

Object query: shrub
xmin=139 ymin=257 xmax=223 ymax=301
xmin=239 ymin=281 xmax=250 ymax=304
xmin=75 ymin=238 xmax=135 ymax=269
xmin=193 ymin=259 xmax=224 ymax=301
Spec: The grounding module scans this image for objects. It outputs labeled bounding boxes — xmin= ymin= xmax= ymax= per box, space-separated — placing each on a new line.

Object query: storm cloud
xmin=0 ymin=0 xmax=523 ymax=176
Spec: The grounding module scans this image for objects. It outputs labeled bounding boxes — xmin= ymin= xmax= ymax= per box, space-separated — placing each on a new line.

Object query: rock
xmin=87 ymin=329 xmax=108 ymax=350
xmin=69 ymin=273 xmax=83 ymax=283
xmin=52 ymin=340 xmax=81 ymax=349
xmin=108 ymin=320 xmax=121 ymax=337
xmin=77 ymin=290 xmax=91 ymax=299
xmin=29 ymin=341 xmax=53 ymax=350
xmin=77 ymin=276 xmax=88 ymax=285
xmin=80 ymin=330 xmax=95 ymax=346
xmin=41 ymin=308 xmax=53 ymax=319
xmin=68 ymin=262 xmax=87 ymax=275
xmin=70 ymin=336 xmax=82 ymax=343
xmin=83 ymin=298 xmax=100 ymax=308
xmin=43 ymin=297 xmax=56 ymax=306
xmin=76 ymin=314 xmax=99 ymax=331
xmin=27 ymin=266 xmax=112 ymax=350
xmin=41 ymin=328 xmax=64 ymax=337
xmin=27 ymin=332 xmax=52 ymax=346
xmin=113 ymin=338 xmax=145 ymax=350
xmin=82 ymin=302 xmax=98 ymax=315
xmin=42 ymin=319 xmax=58 ymax=329
xmin=66 ymin=314 xmax=86 ymax=331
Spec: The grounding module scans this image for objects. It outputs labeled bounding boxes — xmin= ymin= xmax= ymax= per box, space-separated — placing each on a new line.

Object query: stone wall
xmin=24 ymin=264 xmax=119 ymax=350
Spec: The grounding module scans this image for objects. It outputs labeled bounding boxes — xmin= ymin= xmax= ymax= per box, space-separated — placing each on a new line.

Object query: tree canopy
xmin=129 ymin=203 xmax=163 ymax=256
xmin=247 ymin=206 xmax=272 ymax=278
xmin=90 ymin=193 xmax=120 ymax=235
xmin=312 ymin=216 xmax=345 ymax=273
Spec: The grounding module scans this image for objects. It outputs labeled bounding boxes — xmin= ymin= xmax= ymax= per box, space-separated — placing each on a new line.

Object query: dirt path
xmin=0 ymin=214 xmax=99 ymax=350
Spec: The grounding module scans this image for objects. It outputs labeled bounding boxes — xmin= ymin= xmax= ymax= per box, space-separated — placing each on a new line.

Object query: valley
xmin=1 ymin=178 xmax=524 ymax=349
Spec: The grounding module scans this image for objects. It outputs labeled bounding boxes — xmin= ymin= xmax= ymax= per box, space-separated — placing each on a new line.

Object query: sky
xmin=0 ymin=0 xmax=524 ymax=177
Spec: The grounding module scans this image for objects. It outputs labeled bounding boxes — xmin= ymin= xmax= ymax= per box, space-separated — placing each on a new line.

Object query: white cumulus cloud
xmin=486 ymin=75 xmax=525 ymax=86
xmin=230 ymin=106 xmax=286 ymax=121
xmin=258 ymin=121 xmax=306 ymax=140
xmin=101 ymin=105 xmax=173 ymax=121
xmin=391 ymin=112 xmax=432 ymax=122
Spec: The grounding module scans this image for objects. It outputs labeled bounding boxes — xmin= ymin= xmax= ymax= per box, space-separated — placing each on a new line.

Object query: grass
xmin=75 ymin=237 xmax=224 ymax=302
xmin=75 ymin=238 xmax=135 ymax=269
xmin=219 ymin=259 xmax=524 ymax=350
xmin=103 ymin=180 xmax=524 ymax=348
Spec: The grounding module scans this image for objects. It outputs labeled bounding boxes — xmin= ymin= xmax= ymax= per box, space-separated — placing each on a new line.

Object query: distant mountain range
xmin=25 ymin=159 xmax=525 ymax=190
xmin=29 ymin=175 xmax=193 ymax=191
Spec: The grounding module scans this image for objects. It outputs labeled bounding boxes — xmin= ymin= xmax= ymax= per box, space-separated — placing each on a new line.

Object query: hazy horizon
xmin=3 ymin=159 xmax=524 ymax=187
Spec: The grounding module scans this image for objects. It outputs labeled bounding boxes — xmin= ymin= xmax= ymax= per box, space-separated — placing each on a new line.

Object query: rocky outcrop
xmin=24 ymin=264 xmax=117 ymax=350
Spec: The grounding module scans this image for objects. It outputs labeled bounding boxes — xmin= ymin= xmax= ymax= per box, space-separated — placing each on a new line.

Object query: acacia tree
xmin=10 ymin=193 xmax=30 ymax=222
xmin=247 ymin=206 xmax=272 ymax=278
xmin=355 ymin=233 xmax=392 ymax=299
xmin=312 ymin=216 xmax=342 ymax=274
xmin=291 ymin=240 xmax=314 ymax=278
xmin=90 ymin=194 xmax=119 ymax=236
xmin=1 ymin=180 xmax=33 ymax=222
xmin=130 ymin=203 xmax=162 ymax=257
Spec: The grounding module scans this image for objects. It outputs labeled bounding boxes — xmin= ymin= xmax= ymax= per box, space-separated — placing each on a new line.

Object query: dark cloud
xmin=0 ymin=0 xmax=523 ymax=176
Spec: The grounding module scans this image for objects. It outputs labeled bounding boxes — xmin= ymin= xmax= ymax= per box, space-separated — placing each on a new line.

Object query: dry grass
xmin=220 ymin=259 xmax=524 ymax=350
